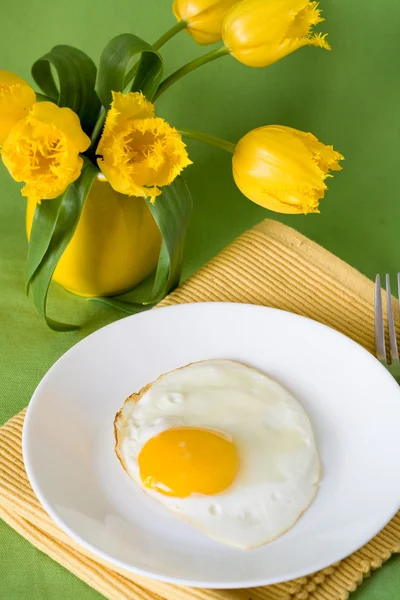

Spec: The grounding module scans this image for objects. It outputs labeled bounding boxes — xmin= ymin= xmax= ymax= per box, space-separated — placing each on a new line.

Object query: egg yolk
xmin=138 ymin=427 xmax=239 ymax=498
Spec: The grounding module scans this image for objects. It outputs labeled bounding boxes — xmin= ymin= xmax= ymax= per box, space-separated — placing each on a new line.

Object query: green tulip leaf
xmin=132 ymin=51 xmax=163 ymax=100
xmin=28 ymin=160 xmax=99 ymax=331
xmin=31 ymin=45 xmax=101 ymax=135
xmin=93 ymin=176 xmax=193 ymax=314
xmin=35 ymin=92 xmax=56 ymax=103
xmin=26 ymin=200 xmax=60 ymax=293
xmin=147 ymin=178 xmax=192 ymax=299
xmin=96 ymin=33 xmax=163 ymax=107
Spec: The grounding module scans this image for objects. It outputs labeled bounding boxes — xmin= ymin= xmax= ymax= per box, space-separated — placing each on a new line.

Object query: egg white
xmin=114 ymin=360 xmax=320 ymax=549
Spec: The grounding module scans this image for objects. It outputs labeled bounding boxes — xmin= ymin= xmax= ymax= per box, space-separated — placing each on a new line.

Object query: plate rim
xmin=22 ymin=302 xmax=400 ymax=588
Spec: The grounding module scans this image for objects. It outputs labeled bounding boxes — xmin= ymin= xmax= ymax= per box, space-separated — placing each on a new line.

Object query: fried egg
xmin=114 ymin=360 xmax=320 ymax=549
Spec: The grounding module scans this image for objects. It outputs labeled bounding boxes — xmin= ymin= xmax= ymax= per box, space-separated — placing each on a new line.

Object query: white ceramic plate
xmin=23 ymin=303 xmax=400 ymax=588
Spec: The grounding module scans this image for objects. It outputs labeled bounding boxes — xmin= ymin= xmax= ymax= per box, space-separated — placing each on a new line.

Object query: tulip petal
xmin=97 ymin=157 xmax=161 ymax=198
xmin=29 ymin=102 xmax=90 ymax=153
xmin=286 ymin=1 xmax=323 ymax=39
xmin=233 ymin=166 xmax=321 ymax=214
xmin=111 ymin=90 xmax=154 ymax=121
xmin=22 ymin=156 xmax=83 ymax=200
xmin=0 ymin=70 xmax=36 ymax=145
xmin=173 ymin=0 xmax=239 ymax=45
xmin=97 ymin=91 xmax=154 ymax=156
xmin=292 ymin=129 xmax=343 ymax=173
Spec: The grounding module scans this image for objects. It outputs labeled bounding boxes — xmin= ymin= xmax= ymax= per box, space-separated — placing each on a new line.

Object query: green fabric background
xmin=1 ymin=0 xmax=399 ymax=597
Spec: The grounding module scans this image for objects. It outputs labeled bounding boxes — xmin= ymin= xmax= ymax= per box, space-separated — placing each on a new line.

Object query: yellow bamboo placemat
xmin=1 ymin=219 xmax=399 ymax=600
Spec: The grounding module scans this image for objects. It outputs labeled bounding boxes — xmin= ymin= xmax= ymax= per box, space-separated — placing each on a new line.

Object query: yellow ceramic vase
xmin=26 ymin=177 xmax=161 ymax=297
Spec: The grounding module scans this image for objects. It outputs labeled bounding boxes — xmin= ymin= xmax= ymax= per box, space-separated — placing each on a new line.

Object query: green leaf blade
xmin=29 ymin=160 xmax=99 ymax=330
xmin=146 ymin=176 xmax=193 ymax=300
xmin=31 ymin=59 xmax=59 ymax=101
xmin=31 ymin=45 xmax=101 ymax=135
xmin=96 ymin=33 xmax=163 ymax=107
xmin=132 ymin=51 xmax=163 ymax=101
xmin=26 ymin=198 xmax=63 ymax=292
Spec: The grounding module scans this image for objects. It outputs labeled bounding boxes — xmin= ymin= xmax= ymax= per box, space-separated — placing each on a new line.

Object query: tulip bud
xmin=232 ymin=125 xmax=343 ymax=213
xmin=173 ymin=0 xmax=240 ymax=45
xmin=223 ymin=0 xmax=330 ymax=68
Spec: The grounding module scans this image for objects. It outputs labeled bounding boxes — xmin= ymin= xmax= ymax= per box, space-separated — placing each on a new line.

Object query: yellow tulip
xmin=173 ymin=0 xmax=240 ymax=45
xmin=1 ymin=102 xmax=90 ymax=201
xmin=97 ymin=91 xmax=192 ymax=200
xmin=232 ymin=125 xmax=343 ymax=214
xmin=0 ymin=70 xmax=36 ymax=145
xmin=222 ymin=0 xmax=330 ymax=68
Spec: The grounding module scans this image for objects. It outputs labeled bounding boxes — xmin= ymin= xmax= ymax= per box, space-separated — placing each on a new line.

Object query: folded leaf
xmin=93 ymin=176 xmax=193 ymax=313
xmin=96 ymin=33 xmax=163 ymax=107
xmin=29 ymin=160 xmax=99 ymax=331
xmin=132 ymin=51 xmax=163 ymax=100
xmin=26 ymin=200 xmax=60 ymax=293
xmin=31 ymin=45 xmax=101 ymax=135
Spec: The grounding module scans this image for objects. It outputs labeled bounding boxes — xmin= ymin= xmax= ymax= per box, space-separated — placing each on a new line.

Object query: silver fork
xmin=375 ymin=274 xmax=400 ymax=383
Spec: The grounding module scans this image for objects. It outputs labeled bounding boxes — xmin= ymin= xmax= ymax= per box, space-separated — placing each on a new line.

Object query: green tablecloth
xmin=1 ymin=0 xmax=400 ymax=598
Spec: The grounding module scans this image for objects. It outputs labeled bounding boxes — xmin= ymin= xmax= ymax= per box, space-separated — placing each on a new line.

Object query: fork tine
xmin=375 ymin=275 xmax=386 ymax=361
xmin=386 ymin=274 xmax=399 ymax=363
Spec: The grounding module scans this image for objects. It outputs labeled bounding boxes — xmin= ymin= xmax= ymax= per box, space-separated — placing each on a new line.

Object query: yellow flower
xmin=0 ymin=70 xmax=36 ymax=145
xmin=1 ymin=102 xmax=90 ymax=201
xmin=232 ymin=125 xmax=343 ymax=214
xmin=222 ymin=0 xmax=330 ymax=68
xmin=97 ymin=91 xmax=192 ymax=200
xmin=173 ymin=0 xmax=240 ymax=45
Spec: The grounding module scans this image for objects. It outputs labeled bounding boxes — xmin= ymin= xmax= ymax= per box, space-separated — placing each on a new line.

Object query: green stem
xmin=89 ymin=108 xmax=106 ymax=152
xmin=153 ymin=46 xmax=230 ymax=101
xmin=153 ymin=20 xmax=187 ymax=50
xmin=179 ymin=128 xmax=236 ymax=153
